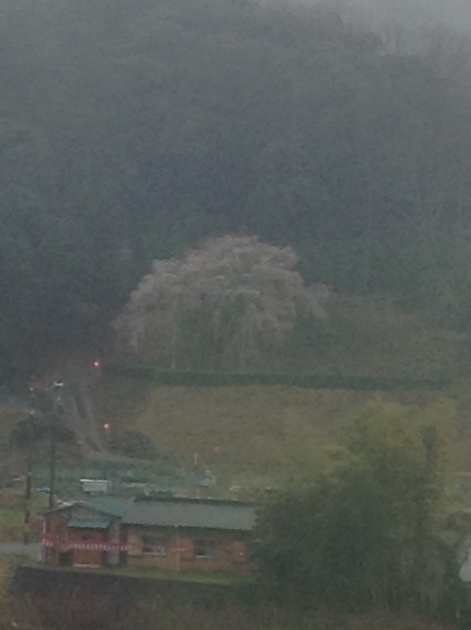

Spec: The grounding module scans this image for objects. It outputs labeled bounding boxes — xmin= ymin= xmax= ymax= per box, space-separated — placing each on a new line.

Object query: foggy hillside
xmin=349 ymin=0 xmax=471 ymax=30
xmin=267 ymin=0 xmax=471 ymax=52
xmin=278 ymin=0 xmax=471 ymax=31
xmin=342 ymin=0 xmax=471 ymax=50
xmin=2 ymin=0 xmax=471 ymax=378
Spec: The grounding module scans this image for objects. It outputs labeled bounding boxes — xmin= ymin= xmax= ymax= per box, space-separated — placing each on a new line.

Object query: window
xmin=194 ymin=539 xmax=218 ymax=560
xmin=141 ymin=534 xmax=168 ymax=556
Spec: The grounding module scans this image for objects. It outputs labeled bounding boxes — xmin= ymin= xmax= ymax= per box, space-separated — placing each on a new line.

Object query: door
xmin=59 ymin=551 xmax=73 ymax=566
xmin=70 ymin=530 xmax=105 ymax=567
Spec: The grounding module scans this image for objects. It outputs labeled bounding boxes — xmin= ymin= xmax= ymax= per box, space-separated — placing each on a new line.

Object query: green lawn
xmin=0 ymin=489 xmax=48 ymax=541
xmin=0 ymin=509 xmax=22 ymax=525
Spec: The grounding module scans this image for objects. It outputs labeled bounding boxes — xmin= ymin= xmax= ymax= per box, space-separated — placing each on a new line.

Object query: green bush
xmin=256 ymin=402 xmax=466 ymax=618
xmin=110 ymin=429 xmax=159 ymax=460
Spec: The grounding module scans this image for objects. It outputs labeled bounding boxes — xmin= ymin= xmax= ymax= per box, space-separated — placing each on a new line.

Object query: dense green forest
xmin=2 ymin=0 xmax=471 ymax=379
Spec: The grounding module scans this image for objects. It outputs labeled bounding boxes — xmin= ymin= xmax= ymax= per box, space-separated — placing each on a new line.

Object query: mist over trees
xmin=2 ymin=0 xmax=471 ymax=376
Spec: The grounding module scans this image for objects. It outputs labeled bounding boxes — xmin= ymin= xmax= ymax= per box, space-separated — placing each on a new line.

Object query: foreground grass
xmin=0 ymin=557 xmax=459 ymax=630
xmin=119 ymin=604 xmax=457 ymax=630
xmin=10 ymin=557 xmax=251 ymax=586
xmin=5 ymin=605 xmax=461 ymax=630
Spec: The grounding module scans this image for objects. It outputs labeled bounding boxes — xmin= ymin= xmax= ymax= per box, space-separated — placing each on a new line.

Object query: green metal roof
xmin=83 ymin=497 xmax=129 ymax=518
xmin=122 ymin=498 xmax=255 ymax=531
xmin=68 ymin=517 xmax=111 ymax=529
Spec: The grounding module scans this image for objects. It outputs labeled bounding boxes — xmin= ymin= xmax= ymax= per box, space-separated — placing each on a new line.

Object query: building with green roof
xmin=43 ymin=496 xmax=255 ymax=573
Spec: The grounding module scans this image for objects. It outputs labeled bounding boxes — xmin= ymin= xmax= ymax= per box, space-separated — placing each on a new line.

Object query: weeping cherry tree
xmin=114 ymin=235 xmax=328 ymax=370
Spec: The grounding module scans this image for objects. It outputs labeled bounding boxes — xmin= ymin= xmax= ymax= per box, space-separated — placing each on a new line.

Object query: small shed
xmin=43 ymin=497 xmax=129 ymax=568
xmin=80 ymin=479 xmax=109 ymax=494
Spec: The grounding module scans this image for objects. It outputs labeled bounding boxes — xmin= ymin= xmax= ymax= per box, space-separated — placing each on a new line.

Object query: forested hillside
xmin=2 ymin=0 xmax=471 ymax=378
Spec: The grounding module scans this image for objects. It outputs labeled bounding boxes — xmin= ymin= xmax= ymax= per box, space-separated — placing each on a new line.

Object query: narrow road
xmin=58 ymin=358 xmax=149 ymax=464
xmin=28 ymin=353 xmax=150 ymax=465
xmin=0 ymin=543 xmax=41 ymax=558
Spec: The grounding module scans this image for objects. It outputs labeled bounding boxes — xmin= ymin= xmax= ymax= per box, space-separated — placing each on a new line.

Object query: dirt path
xmin=41 ymin=354 xmax=142 ymax=464
xmin=0 ymin=542 xmax=41 ymax=558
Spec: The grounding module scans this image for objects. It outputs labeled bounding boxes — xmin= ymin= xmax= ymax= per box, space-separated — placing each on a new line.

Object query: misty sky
xmin=269 ymin=0 xmax=471 ymax=32
xmin=351 ymin=0 xmax=471 ymax=30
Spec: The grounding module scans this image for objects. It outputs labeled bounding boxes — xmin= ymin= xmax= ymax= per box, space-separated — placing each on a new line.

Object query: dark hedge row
xmin=105 ymin=365 xmax=450 ymax=392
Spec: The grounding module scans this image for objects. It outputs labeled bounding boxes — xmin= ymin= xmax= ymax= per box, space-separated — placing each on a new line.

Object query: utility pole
xmin=48 ymin=381 xmax=63 ymax=511
xmin=23 ymin=414 xmax=34 ymax=545
xmin=48 ymin=415 xmax=57 ymax=511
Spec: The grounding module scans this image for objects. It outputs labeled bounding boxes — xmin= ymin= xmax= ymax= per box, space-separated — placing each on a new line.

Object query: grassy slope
xmin=94 ymin=296 xmax=470 ymax=483
xmin=134 ymin=386 xmax=371 ymax=478
xmin=2 ymin=295 xmax=469 ymax=486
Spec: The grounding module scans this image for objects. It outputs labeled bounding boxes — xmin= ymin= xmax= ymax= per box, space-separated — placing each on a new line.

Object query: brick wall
xmin=126 ymin=526 xmax=250 ymax=572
